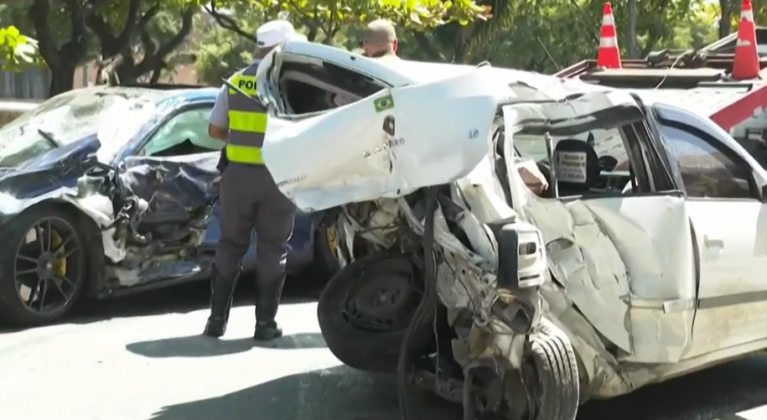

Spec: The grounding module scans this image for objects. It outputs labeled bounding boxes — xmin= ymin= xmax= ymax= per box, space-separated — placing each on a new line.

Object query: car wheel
xmin=523 ymin=317 xmax=581 ymax=420
xmin=317 ymin=251 xmax=432 ymax=373
xmin=0 ymin=205 xmax=89 ymax=327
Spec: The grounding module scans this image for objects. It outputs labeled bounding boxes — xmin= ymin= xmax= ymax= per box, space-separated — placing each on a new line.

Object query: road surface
xmin=2 ymin=282 xmax=767 ymax=420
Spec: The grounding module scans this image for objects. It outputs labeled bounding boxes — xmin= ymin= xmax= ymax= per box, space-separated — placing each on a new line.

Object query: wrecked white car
xmin=260 ymin=42 xmax=767 ymax=420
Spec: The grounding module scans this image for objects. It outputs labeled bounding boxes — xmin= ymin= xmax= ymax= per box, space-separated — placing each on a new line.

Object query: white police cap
xmin=256 ymin=20 xmax=305 ymax=48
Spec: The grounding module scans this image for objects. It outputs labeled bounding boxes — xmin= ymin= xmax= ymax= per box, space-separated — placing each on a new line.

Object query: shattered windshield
xmin=0 ymin=88 xmax=163 ymax=167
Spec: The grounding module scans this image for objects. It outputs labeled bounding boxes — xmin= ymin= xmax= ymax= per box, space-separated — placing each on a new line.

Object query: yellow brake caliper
xmin=51 ymin=231 xmax=67 ymax=278
xmin=327 ymin=228 xmax=338 ymax=256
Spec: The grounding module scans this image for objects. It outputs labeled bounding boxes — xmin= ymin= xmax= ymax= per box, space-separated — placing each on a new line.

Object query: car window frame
xmin=118 ymin=101 xmax=215 ymax=162
xmin=658 ymin=119 xmax=760 ymax=202
xmin=136 ymin=103 xmax=218 ymax=157
xmin=262 ymin=49 xmax=394 ymax=119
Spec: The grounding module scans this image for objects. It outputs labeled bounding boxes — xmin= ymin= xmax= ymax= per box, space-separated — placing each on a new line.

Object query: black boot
xmin=203 ymin=268 xmax=239 ymax=338
xmin=253 ymin=277 xmax=285 ymax=341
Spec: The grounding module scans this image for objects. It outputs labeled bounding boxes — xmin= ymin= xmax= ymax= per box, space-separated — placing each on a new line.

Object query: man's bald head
xmin=362 ymin=19 xmax=398 ymax=58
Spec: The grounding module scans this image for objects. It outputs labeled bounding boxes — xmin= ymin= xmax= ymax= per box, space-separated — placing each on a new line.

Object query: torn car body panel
xmin=262 ymin=67 xmax=503 ymax=212
xmin=518 ymin=191 xmax=697 ymax=364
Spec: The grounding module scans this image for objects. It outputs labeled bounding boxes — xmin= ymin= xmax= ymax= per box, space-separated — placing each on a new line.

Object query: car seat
xmin=553 ymin=139 xmax=600 ymax=196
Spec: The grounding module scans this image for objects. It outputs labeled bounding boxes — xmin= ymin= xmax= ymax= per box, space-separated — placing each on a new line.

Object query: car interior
xmin=141 ymin=106 xmax=222 ymax=157
xmin=503 ymin=128 xmax=635 ymax=199
xmin=275 ymin=61 xmax=386 ymax=115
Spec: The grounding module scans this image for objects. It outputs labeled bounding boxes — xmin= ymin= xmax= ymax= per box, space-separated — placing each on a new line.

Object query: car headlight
xmin=495 ymin=221 xmax=546 ymax=289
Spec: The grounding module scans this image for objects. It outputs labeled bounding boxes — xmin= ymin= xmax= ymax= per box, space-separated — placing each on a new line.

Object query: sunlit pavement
xmin=2 ymin=283 xmax=767 ymax=420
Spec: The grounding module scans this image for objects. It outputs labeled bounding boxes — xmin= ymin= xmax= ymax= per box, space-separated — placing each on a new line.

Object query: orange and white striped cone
xmin=732 ymin=0 xmax=760 ymax=80
xmin=596 ymin=2 xmax=621 ymax=69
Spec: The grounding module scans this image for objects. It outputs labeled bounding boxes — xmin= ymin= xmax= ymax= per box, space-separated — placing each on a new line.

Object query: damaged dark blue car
xmin=0 ymin=86 xmax=338 ymax=327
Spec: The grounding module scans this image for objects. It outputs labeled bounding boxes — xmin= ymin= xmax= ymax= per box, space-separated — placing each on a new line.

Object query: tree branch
xmin=139 ymin=25 xmax=157 ymax=59
xmin=301 ymin=19 xmax=319 ymax=42
xmin=203 ymin=3 xmax=255 ymax=43
xmin=86 ymin=15 xmax=119 ymax=56
xmin=115 ymin=0 xmax=144 ymax=47
xmin=87 ymin=0 xmax=152 ymax=58
xmin=139 ymin=5 xmax=160 ymax=26
xmin=135 ymin=6 xmax=196 ymax=76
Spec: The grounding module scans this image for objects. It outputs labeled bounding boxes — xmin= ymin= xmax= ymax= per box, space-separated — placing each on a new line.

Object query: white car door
xmin=653 ymin=103 xmax=767 ymax=358
xmin=502 ymin=97 xmax=698 ymax=364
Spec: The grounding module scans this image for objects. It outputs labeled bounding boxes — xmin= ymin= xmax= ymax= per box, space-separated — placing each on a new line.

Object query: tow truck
xmin=556 ymin=28 xmax=767 ymax=167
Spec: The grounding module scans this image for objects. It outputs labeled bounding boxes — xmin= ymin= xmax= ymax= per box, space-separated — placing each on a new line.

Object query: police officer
xmin=361 ymin=19 xmax=400 ymax=60
xmin=204 ymin=20 xmax=302 ymax=341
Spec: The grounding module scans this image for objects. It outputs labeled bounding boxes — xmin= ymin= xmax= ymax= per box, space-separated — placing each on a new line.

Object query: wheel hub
xmin=12 ymin=216 xmax=83 ymax=316
xmin=37 ymin=252 xmax=58 ymax=279
xmin=344 ymin=270 xmax=418 ymax=331
xmin=350 ymin=275 xmax=411 ymax=317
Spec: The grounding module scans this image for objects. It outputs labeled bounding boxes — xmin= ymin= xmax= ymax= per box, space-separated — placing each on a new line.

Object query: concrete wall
xmin=1 ymin=61 xmax=200 ymax=101
xmin=0 ymin=100 xmax=39 ymax=128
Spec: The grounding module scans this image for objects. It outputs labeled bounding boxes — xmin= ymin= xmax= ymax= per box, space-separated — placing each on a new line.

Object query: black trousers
xmin=215 ymin=163 xmax=296 ymax=317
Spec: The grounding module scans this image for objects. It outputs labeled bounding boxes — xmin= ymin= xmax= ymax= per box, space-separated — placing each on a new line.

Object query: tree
xmin=2 ymin=0 xmax=199 ymax=97
xmin=204 ymin=0 xmax=491 ymax=45
xmin=86 ymin=0 xmax=198 ymax=86
xmin=0 ymin=25 xmax=41 ymax=71
xmin=714 ymin=0 xmax=767 ymax=39
xmin=193 ymin=10 xmax=260 ymax=86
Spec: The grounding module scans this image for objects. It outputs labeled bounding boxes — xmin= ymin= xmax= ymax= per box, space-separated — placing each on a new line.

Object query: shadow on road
xmin=578 ymin=354 xmax=767 ymax=420
xmin=0 ymin=274 xmax=323 ymax=333
xmin=126 ymin=334 xmax=255 ymax=358
xmin=148 ymin=365 xmax=461 ymax=420
xmin=126 ymin=332 xmax=327 ymax=358
xmin=145 ymin=354 xmax=767 ymax=420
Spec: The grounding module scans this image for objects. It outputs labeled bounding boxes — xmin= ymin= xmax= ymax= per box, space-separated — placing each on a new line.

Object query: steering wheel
xmin=598 ymin=155 xmax=618 ymax=172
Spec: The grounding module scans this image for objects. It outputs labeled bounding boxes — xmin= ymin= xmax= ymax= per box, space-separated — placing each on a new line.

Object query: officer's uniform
xmin=204 ymin=20 xmax=299 ymax=341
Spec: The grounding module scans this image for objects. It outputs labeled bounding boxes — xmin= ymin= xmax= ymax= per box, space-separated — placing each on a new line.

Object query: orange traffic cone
xmin=596 ymin=2 xmax=621 ymax=69
xmin=732 ymin=0 xmax=760 ymax=80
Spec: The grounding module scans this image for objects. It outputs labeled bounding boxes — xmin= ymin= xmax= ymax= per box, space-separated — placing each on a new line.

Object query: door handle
xmin=703 ymin=235 xmax=724 ymax=248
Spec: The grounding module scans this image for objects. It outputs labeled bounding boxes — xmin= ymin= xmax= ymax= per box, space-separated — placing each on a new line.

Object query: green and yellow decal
xmin=373 ymin=94 xmax=394 ymax=113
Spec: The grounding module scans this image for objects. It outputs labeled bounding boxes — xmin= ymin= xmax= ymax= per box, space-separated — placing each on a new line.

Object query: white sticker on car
xmin=556 ymin=151 xmax=587 ymax=183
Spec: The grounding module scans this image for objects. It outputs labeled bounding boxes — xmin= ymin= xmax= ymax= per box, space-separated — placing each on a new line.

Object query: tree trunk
xmin=48 ymin=64 xmax=76 ymax=97
xmin=413 ymin=32 xmax=444 ymax=61
xmin=305 ymin=24 xmax=319 ymax=42
xmin=719 ymin=0 xmax=733 ymax=39
xmin=626 ymin=0 xmax=639 ymax=58
xmin=29 ymin=0 xmax=90 ymax=97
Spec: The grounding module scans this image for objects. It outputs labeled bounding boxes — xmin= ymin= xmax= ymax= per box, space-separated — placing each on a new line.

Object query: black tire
xmin=0 ymin=204 xmax=90 ymax=327
xmin=526 ymin=318 xmax=581 ymax=420
xmin=317 ymin=251 xmax=431 ymax=373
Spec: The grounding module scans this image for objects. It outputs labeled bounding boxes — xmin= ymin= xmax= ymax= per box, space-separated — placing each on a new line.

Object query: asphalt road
xmin=2 ymin=281 xmax=767 ymax=420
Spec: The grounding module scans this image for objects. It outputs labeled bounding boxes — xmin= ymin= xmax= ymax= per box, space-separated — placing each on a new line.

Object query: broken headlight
xmin=495 ymin=221 xmax=546 ymax=289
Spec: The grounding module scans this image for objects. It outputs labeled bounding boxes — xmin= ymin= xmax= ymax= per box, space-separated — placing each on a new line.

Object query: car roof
xmin=52 ymin=85 xmax=218 ymax=104
xmin=279 ymin=41 xmax=620 ymax=95
xmin=374 ymin=59 xmax=479 ymax=83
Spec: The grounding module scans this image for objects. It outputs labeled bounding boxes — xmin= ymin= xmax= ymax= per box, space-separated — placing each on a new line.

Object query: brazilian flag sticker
xmin=374 ymin=94 xmax=394 ymax=113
